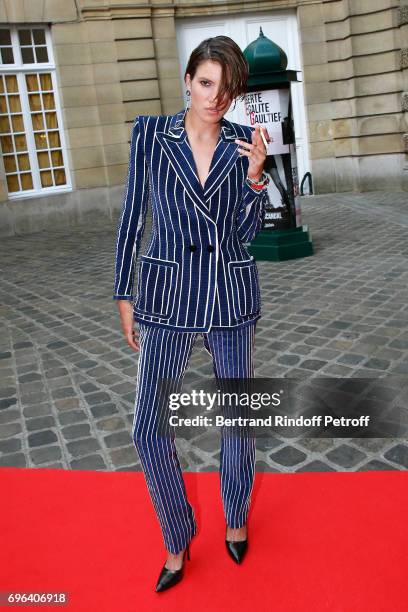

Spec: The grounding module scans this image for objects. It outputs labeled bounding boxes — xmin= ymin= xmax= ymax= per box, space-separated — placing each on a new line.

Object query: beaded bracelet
xmin=246 ymin=172 xmax=270 ymax=191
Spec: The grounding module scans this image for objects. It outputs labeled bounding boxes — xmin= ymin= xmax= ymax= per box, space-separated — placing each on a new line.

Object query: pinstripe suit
xmin=133 ymin=322 xmax=257 ymax=554
xmin=113 ymin=107 xmax=267 ymax=332
xmin=113 ymin=108 xmax=265 ymax=554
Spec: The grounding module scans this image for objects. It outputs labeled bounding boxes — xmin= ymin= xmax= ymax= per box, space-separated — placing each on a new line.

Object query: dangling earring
xmin=186 ymin=89 xmax=191 ymax=109
xmin=232 ymin=99 xmax=237 ymax=111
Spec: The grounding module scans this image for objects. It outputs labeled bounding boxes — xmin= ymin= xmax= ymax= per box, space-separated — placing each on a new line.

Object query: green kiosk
xmin=236 ymin=28 xmax=313 ymax=261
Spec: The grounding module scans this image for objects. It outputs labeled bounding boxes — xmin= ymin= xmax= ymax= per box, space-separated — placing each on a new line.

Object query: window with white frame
xmin=0 ymin=25 xmax=71 ymax=198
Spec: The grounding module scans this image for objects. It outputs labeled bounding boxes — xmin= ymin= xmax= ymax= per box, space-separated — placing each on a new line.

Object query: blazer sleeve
xmin=236 ymin=177 xmax=268 ymax=244
xmin=113 ymin=116 xmax=149 ymax=301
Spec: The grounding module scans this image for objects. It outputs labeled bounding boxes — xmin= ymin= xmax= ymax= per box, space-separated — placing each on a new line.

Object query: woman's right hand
xmin=116 ymin=300 xmax=140 ymax=351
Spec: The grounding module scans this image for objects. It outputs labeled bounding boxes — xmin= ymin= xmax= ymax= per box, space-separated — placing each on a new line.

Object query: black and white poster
xmin=235 ymin=88 xmax=301 ymax=230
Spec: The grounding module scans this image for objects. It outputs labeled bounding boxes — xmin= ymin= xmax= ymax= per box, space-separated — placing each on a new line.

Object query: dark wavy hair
xmin=184 ymin=36 xmax=248 ymax=108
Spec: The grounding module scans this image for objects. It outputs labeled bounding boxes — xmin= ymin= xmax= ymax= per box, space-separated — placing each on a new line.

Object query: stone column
xmin=400 ymin=2 xmax=408 ymax=190
xmin=297 ymin=1 xmax=334 ymax=193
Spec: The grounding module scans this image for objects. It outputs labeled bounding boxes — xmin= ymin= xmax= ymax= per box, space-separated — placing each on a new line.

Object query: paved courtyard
xmin=0 ymin=191 xmax=407 ymax=473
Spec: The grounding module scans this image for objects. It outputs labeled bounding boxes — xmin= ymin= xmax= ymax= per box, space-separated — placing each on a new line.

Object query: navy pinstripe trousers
xmin=132 ymin=321 xmax=257 ymax=554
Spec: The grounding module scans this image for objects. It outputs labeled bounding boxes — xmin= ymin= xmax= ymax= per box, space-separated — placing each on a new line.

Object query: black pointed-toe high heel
xmin=225 ymin=524 xmax=248 ymax=564
xmin=155 ymin=542 xmax=191 ymax=593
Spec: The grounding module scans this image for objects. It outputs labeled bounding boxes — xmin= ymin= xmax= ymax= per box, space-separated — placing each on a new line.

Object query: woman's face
xmin=185 ymin=59 xmax=232 ymax=123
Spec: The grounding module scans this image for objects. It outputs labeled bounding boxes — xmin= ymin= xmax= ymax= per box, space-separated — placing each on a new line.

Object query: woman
xmin=113 ymin=36 xmax=271 ymax=592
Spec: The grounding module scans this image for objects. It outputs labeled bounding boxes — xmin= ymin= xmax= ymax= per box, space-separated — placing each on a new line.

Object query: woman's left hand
xmin=235 ymin=124 xmax=272 ymax=182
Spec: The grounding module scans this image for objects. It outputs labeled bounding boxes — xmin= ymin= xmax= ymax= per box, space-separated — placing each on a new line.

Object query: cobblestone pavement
xmin=0 ymin=191 xmax=407 ymax=473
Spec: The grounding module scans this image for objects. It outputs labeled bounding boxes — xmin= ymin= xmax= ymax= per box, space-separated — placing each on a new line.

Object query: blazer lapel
xmin=155 ymin=109 xmax=250 ymax=222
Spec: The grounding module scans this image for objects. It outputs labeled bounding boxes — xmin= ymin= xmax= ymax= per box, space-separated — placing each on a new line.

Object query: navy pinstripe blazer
xmin=113 ymin=108 xmax=268 ymax=333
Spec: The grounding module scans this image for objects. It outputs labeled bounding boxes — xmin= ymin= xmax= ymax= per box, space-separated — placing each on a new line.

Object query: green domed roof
xmin=244 ymin=28 xmax=288 ymax=74
xmin=243 ymin=28 xmax=298 ymax=87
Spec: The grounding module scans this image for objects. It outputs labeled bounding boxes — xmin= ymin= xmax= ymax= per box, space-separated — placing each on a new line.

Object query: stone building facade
xmin=0 ymin=0 xmax=407 ymax=236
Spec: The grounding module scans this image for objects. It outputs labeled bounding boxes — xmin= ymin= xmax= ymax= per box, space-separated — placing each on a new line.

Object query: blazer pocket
xmin=134 ymin=255 xmax=179 ymax=319
xmin=228 ymin=258 xmax=261 ymax=318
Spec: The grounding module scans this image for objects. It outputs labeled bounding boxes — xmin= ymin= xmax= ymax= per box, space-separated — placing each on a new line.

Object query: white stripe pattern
xmin=113 ymin=108 xmax=268 ymax=332
xmin=132 ymin=321 xmax=257 ymax=554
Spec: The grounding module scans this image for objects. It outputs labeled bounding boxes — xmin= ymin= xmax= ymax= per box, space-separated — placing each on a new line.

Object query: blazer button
xmin=207 ymin=245 xmax=215 ymax=252
xmin=188 ymin=244 xmax=197 ymax=252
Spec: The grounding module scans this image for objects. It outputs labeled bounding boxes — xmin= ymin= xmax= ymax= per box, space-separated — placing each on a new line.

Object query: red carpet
xmin=1 ymin=467 xmax=407 ymax=611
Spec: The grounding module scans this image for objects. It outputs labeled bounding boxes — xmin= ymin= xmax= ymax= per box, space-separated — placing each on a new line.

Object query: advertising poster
xmin=235 ymin=88 xmax=299 ymax=229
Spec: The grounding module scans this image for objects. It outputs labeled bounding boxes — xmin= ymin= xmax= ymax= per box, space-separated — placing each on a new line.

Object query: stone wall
xmin=298 ymin=0 xmax=406 ymax=192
